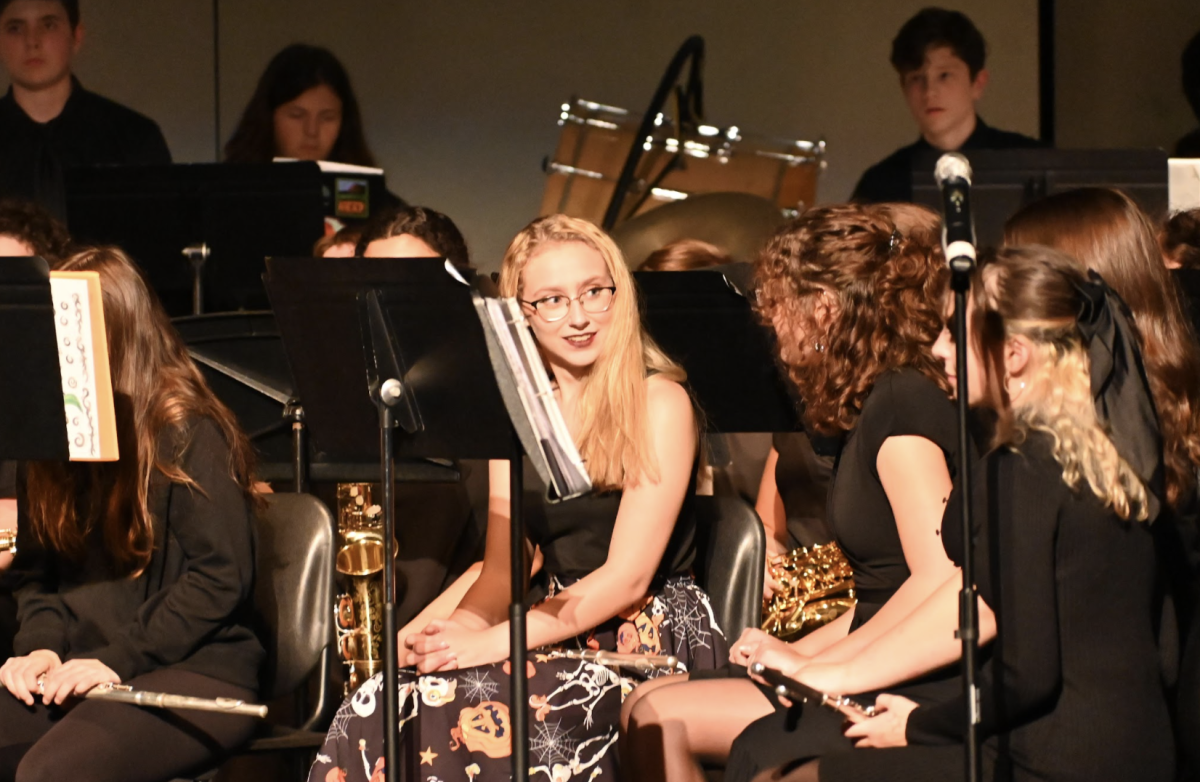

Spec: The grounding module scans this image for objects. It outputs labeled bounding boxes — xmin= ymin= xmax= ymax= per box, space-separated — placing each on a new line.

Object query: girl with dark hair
xmin=1003 ymin=188 xmax=1200 ymax=517
xmin=0 ymin=247 xmax=264 ymax=782
xmin=1160 ymin=208 xmax=1200 ymax=271
xmin=224 ymin=43 xmax=376 ymax=165
xmin=763 ymin=246 xmax=1173 ymax=782
xmin=621 ymin=203 xmax=962 ymax=782
xmin=1159 ymin=207 xmax=1200 ymax=340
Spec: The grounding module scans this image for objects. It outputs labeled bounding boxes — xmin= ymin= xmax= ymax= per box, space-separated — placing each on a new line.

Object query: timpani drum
xmin=540 ymin=97 xmax=826 ymax=226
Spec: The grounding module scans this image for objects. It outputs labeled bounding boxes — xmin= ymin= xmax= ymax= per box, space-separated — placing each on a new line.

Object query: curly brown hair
xmin=755 ymin=203 xmax=950 ymax=435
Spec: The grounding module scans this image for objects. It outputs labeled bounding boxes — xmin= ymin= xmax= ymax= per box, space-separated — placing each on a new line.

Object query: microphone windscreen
xmin=935 ymin=152 xmax=973 ymax=186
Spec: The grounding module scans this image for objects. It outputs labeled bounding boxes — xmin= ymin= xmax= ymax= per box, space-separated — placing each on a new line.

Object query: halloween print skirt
xmin=309 ymin=574 xmax=727 ymax=782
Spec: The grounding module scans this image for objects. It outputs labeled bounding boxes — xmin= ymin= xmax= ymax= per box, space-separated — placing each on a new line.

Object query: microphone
xmin=934 ymin=152 xmax=976 ymax=269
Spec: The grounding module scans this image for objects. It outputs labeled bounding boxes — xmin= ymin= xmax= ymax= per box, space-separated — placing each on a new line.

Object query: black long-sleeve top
xmin=0 ymin=77 xmax=171 ymax=218
xmin=10 ymin=417 xmax=263 ymax=692
xmin=906 ymin=432 xmax=1174 ymax=782
xmin=851 ymin=117 xmax=1043 ymax=204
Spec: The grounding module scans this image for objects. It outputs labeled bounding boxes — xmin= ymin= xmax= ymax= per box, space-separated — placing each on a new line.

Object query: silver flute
xmin=84 ymin=683 xmax=269 ymax=718
xmin=558 ymin=649 xmax=684 ymax=673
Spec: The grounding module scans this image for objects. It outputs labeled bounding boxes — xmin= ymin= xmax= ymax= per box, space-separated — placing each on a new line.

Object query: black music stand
xmin=0 ymin=257 xmax=69 ymax=460
xmin=911 ymin=148 xmax=1169 ymax=249
xmin=264 ymin=257 xmax=534 ymax=782
xmin=634 ymin=264 xmax=801 ymax=433
xmin=65 ymin=162 xmax=326 ymax=316
xmin=173 ymin=311 xmax=460 ymax=490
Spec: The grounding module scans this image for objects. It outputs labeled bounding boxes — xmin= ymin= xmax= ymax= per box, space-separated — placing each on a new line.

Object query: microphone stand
xmin=937 ymin=152 xmax=982 ymax=782
xmin=949 ymin=258 xmax=982 ymax=782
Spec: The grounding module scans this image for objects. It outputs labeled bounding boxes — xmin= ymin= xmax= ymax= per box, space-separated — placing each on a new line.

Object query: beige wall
xmin=4 ymin=1 xmax=1040 ymax=269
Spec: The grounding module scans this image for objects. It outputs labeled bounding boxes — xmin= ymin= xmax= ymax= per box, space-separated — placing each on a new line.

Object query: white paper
xmin=271 ymin=157 xmax=385 ymax=176
xmin=1169 ymin=158 xmax=1200 ymax=212
xmin=49 ymin=276 xmax=104 ymax=459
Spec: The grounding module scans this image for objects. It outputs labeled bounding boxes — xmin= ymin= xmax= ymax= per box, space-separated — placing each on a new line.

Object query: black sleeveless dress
xmin=308 ymin=464 xmax=727 ymax=782
xmin=724 ymin=368 xmax=961 ymax=782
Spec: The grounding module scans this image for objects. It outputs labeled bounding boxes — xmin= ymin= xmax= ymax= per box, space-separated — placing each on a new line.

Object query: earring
xmin=1003 ymin=376 xmax=1026 ymax=395
xmin=813 ymin=340 xmax=826 ymax=353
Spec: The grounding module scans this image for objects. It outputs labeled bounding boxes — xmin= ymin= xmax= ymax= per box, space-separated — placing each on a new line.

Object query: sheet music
xmin=482 ymin=297 xmax=590 ymax=500
xmin=49 ymin=272 xmax=118 ymax=461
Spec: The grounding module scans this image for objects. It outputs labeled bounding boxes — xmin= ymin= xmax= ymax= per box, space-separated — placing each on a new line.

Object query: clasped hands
xmin=403 ymin=619 xmax=506 ymax=674
xmin=0 ymin=650 xmax=121 ymax=706
xmin=729 ymin=628 xmax=916 ymax=748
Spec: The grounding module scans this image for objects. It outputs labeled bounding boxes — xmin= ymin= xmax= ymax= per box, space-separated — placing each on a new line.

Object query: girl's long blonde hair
xmin=499 ymin=215 xmax=685 ymax=491
xmin=974 ymin=247 xmax=1149 ymax=521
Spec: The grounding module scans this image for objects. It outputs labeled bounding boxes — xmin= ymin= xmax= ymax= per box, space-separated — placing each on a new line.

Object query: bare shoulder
xmin=645 ymin=374 xmax=694 ymax=420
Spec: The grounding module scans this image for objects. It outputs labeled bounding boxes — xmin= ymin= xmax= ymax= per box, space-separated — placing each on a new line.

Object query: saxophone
xmin=334 ymin=483 xmax=386 ymax=692
xmin=761 ymin=541 xmax=856 ymax=642
xmin=0 ymin=528 xmax=14 ymax=553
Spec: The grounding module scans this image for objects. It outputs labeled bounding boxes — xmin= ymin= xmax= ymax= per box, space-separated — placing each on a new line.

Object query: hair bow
xmin=1072 ymin=270 xmax=1164 ymax=520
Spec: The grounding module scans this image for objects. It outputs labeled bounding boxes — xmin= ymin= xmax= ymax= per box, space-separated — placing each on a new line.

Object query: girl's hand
xmin=729 ymin=627 xmax=781 ymax=667
xmin=39 ymin=658 xmax=119 ymax=706
xmin=843 ymin=693 xmax=918 ymax=747
xmin=747 ymin=644 xmax=810 ymax=679
xmin=0 ymin=650 xmax=62 ymax=705
xmin=406 ymin=620 xmax=507 ymax=673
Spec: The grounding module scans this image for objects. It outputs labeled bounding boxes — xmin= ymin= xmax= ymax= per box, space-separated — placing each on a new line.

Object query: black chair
xmin=693 ymin=494 xmax=766 ymax=640
xmin=188 ymin=492 xmax=337 ymax=782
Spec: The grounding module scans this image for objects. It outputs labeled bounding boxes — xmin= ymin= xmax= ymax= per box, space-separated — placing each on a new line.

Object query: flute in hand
xmin=10 ymin=677 xmax=270 ymax=719
xmin=84 ymin=682 xmax=269 ymax=718
xmin=558 ymin=649 xmax=684 ymax=673
xmin=749 ymin=662 xmax=875 ymax=719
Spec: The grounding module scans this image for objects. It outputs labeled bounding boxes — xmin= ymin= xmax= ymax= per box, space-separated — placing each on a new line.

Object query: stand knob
xmin=380 ymin=378 xmax=404 ymax=405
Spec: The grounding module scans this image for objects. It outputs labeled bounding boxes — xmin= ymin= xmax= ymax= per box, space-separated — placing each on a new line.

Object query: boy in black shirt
xmin=0 ymin=0 xmax=171 ymax=218
xmin=852 ymin=7 xmax=1042 ymax=203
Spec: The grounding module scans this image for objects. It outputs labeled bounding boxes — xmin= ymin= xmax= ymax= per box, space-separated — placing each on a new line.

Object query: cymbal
xmin=611 ymin=192 xmax=787 ymax=269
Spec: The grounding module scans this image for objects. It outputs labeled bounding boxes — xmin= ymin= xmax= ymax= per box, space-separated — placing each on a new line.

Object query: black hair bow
xmin=1073 ymin=270 xmax=1164 ymax=520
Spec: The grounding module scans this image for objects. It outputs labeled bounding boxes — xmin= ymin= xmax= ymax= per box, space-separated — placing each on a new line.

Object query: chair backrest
xmin=692 ymin=494 xmax=765 ymax=640
xmin=253 ymin=492 xmax=335 ymax=702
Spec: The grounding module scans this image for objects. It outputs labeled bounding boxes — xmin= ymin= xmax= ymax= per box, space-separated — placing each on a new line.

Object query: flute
xmin=558 ymin=649 xmax=684 ymax=673
xmin=748 ymin=662 xmax=875 ymax=719
xmin=84 ymin=683 xmax=268 ymax=718
xmin=0 ymin=528 xmax=14 ymax=554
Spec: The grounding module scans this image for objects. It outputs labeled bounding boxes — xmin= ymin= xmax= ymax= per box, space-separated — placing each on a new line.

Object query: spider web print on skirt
xmin=308 ymin=574 xmax=728 ymax=782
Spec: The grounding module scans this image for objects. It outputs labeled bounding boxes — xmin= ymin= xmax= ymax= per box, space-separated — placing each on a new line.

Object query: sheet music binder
xmin=472 ymin=290 xmax=590 ymax=501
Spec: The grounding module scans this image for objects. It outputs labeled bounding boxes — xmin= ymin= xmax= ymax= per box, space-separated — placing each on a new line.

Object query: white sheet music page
xmin=49 ymin=272 xmax=118 ymax=461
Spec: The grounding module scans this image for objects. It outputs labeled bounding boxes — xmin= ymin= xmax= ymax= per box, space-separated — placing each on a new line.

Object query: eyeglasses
xmin=520 ymin=285 xmax=616 ymax=323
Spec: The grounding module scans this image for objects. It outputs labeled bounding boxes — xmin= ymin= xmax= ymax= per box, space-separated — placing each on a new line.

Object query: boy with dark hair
xmin=852 ymin=7 xmax=1042 ymax=203
xmin=0 ymin=0 xmax=171 ymax=219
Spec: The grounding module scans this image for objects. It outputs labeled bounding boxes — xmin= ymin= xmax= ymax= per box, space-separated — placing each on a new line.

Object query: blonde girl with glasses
xmin=308 ymin=215 xmax=727 ymax=782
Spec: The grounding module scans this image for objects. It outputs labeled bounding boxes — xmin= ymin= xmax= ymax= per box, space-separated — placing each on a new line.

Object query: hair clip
xmin=888 ymin=229 xmax=902 ymax=254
